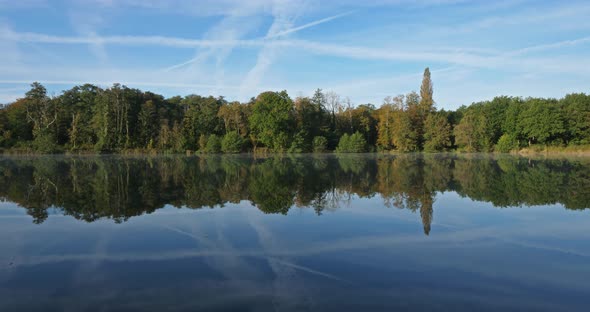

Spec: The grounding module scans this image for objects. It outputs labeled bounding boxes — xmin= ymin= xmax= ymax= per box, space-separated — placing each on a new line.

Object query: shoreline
xmin=2 ymin=148 xmax=590 ymax=158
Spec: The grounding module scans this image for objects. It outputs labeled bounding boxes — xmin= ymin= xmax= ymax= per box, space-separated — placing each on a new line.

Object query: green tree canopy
xmin=249 ymin=91 xmax=295 ymax=152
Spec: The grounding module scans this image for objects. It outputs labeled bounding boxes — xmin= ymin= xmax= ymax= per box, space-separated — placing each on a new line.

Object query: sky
xmin=0 ymin=0 xmax=589 ymax=110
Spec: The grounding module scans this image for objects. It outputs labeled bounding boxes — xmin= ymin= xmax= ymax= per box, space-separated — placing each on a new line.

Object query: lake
xmin=1 ymin=154 xmax=589 ymax=311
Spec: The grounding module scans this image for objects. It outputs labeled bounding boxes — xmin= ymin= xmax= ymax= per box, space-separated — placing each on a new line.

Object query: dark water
xmin=1 ymin=154 xmax=589 ymax=311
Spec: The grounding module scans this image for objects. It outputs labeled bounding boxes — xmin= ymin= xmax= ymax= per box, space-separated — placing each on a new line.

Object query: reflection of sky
xmin=1 ymin=194 xmax=589 ymax=311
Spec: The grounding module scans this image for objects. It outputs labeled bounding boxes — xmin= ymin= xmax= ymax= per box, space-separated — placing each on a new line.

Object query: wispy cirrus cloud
xmin=0 ymin=30 xmax=262 ymax=47
xmin=164 ymin=15 xmax=261 ymax=96
xmin=238 ymin=0 xmax=306 ymax=98
xmin=426 ymin=1 xmax=590 ymax=36
xmin=0 ymin=79 xmax=243 ymax=89
xmin=4 ymin=28 xmax=590 ymax=71
xmin=3 ymin=26 xmax=590 ymax=102
xmin=67 ymin=8 xmax=110 ymax=64
xmin=1 ymin=0 xmax=589 ymax=108
xmin=165 ymin=10 xmax=353 ymax=72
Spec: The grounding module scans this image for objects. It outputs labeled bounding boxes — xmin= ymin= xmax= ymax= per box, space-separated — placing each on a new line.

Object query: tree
xmin=325 ymin=91 xmax=340 ymax=131
xmin=91 ymin=84 xmax=142 ymax=151
xmin=25 ymin=82 xmax=58 ymax=152
xmin=561 ymin=93 xmax=590 ymax=145
xmin=2 ymin=99 xmax=33 ymax=147
xmin=351 ymin=104 xmax=378 ymax=148
xmin=170 ymin=121 xmax=185 ymax=152
xmin=2 ymin=80 xmax=589 ymax=155
xmin=384 ymin=93 xmax=422 ymax=152
xmin=248 ymin=91 xmax=294 ymax=152
xmin=483 ymin=96 xmax=511 ymax=145
xmin=182 ymin=95 xmax=224 ymax=150
xmin=198 ymin=134 xmax=208 ymax=151
xmin=495 ymin=134 xmax=519 ymax=153
xmin=205 ymin=134 xmax=221 ymax=153
xmin=502 ymin=98 xmax=524 ymax=145
xmin=289 ymin=130 xmax=309 ymax=153
xmin=311 ymin=88 xmax=326 ymax=112
xmin=221 ymin=131 xmax=244 ymax=153
xmin=157 ymin=122 xmax=185 ymax=152
xmin=336 ymin=134 xmax=351 ymax=153
xmin=157 ymin=122 xmax=172 ymax=151
xmin=349 ymin=132 xmax=367 ymax=152
xmin=392 ymin=109 xmax=420 ymax=152
xmin=343 ymin=97 xmax=354 ymax=133
xmin=454 ymin=109 xmax=490 ymax=152
xmin=519 ymin=98 xmax=565 ymax=145
xmin=293 ymin=96 xmax=325 ymax=150
xmin=61 ymin=84 xmax=100 ymax=149
xmin=68 ymin=112 xmax=82 ymax=150
xmin=182 ymin=108 xmax=198 ymax=150
xmin=423 ymin=113 xmax=451 ymax=152
xmin=376 ymin=97 xmax=397 ymax=150
xmin=336 ymin=132 xmax=366 ymax=153
xmin=138 ymin=100 xmax=158 ymax=148
xmin=218 ymin=101 xmax=249 ymax=137
xmin=419 ymin=67 xmax=434 ymax=115
xmin=312 ymin=136 xmax=328 ymax=153
xmin=0 ymin=108 xmax=8 ymax=147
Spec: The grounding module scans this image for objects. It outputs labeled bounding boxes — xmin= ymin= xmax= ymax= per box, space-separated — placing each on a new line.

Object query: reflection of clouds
xmin=150 ymin=210 xmax=350 ymax=310
xmin=3 ymin=197 xmax=590 ymax=259
xmin=247 ymin=214 xmax=316 ymax=311
xmin=498 ymin=237 xmax=590 ymax=259
xmin=69 ymin=230 xmax=111 ymax=292
xmin=152 ymin=212 xmax=266 ymax=291
xmin=3 ymin=198 xmax=590 ymax=308
xmin=10 ymin=223 xmax=590 ymax=268
xmin=267 ymin=257 xmax=350 ymax=284
xmin=5 ymin=226 xmax=589 ymax=310
xmin=3 ymin=155 xmax=590 ymax=310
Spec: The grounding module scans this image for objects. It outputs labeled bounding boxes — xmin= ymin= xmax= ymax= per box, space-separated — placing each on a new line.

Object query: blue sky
xmin=1 ymin=0 xmax=589 ymax=110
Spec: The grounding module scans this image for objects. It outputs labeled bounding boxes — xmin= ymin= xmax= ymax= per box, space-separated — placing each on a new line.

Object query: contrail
xmin=163 ymin=52 xmax=211 ymax=72
xmin=265 ymin=11 xmax=354 ymax=39
xmin=506 ymin=36 xmax=590 ymax=56
xmin=164 ymin=11 xmax=354 ymax=71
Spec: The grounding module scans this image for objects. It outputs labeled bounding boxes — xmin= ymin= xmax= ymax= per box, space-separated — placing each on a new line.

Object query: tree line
xmin=1 ymin=155 xmax=588 ymax=234
xmin=1 ymin=68 xmax=589 ymax=153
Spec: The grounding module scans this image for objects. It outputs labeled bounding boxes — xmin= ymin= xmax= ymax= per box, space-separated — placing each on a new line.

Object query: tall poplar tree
xmin=419 ymin=67 xmax=434 ymax=115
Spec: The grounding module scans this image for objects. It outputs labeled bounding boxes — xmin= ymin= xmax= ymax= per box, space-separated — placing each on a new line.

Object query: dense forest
xmin=1 ymin=155 xmax=588 ymax=234
xmin=0 ymin=68 xmax=589 ymax=154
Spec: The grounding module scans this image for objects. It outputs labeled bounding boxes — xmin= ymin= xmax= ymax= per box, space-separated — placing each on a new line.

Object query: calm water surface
xmin=1 ymin=154 xmax=589 ymax=311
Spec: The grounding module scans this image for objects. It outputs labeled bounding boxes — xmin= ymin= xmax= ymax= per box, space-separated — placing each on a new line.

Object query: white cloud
xmin=0 ymin=24 xmax=21 ymax=65
xmin=238 ymin=0 xmax=305 ymax=98
xmin=5 ymin=27 xmax=590 ymax=73
xmin=429 ymin=2 xmax=590 ymax=36
xmin=68 ymin=9 xmax=109 ymax=64
xmin=0 ymin=79 xmax=240 ymax=89
xmin=165 ymin=9 xmax=353 ymax=72
xmin=0 ymin=30 xmax=262 ymax=47
xmin=164 ymin=14 xmax=262 ymax=96
xmin=2 ymin=0 xmax=589 ymax=107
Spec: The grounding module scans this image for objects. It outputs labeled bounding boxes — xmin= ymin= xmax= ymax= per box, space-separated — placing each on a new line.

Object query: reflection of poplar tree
xmin=419 ymin=194 xmax=434 ymax=236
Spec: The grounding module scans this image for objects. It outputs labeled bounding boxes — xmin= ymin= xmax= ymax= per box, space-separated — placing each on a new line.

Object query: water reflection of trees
xmin=0 ymin=154 xmax=588 ymax=232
